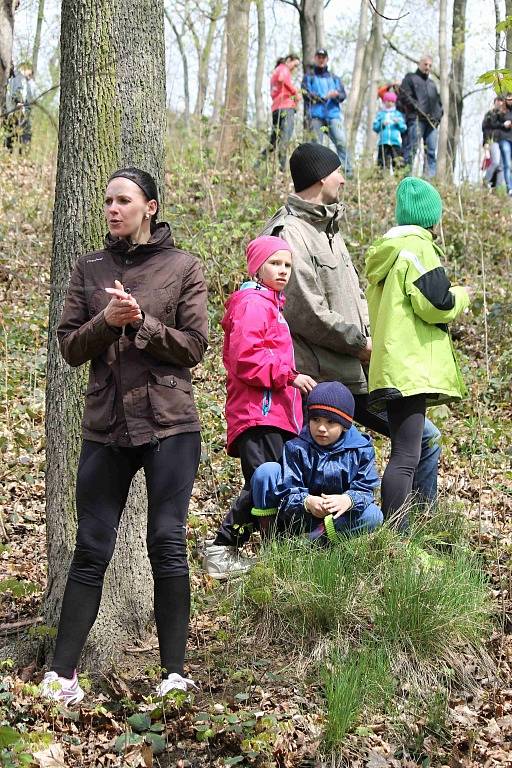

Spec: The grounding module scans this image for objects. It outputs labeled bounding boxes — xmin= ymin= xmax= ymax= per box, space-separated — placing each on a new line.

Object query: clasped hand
xmin=306 ymin=492 xmax=352 ymax=520
xmin=104 ymin=280 xmax=143 ymax=328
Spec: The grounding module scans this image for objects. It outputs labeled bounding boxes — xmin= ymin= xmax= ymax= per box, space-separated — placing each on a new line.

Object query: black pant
xmin=382 ymin=395 xmax=426 ymax=527
xmin=377 ymin=144 xmax=403 ymax=170
xmin=52 ymin=433 xmax=200 ymax=679
xmin=214 ymin=426 xmax=295 ymax=547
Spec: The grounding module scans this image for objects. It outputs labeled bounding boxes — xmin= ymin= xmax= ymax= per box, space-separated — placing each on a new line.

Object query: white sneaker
xmin=39 ymin=670 xmax=85 ymax=706
xmin=156 ymin=672 xmax=198 ymax=696
xmin=202 ymin=544 xmax=254 ymax=580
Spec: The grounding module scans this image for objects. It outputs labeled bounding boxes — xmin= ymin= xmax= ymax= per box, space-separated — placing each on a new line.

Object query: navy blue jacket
xmin=276 ymin=424 xmax=379 ymax=524
xmin=302 ymin=66 xmax=347 ymax=121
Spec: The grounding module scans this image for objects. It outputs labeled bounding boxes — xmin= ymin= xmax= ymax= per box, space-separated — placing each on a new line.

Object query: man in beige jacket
xmin=262 ymin=143 xmax=441 ymax=495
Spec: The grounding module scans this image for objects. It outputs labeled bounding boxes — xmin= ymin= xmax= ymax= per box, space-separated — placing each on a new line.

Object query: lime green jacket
xmin=364 ymin=225 xmax=470 ymax=412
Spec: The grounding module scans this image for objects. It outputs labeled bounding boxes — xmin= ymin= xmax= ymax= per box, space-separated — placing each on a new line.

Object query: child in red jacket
xmin=203 ymin=236 xmax=316 ymax=579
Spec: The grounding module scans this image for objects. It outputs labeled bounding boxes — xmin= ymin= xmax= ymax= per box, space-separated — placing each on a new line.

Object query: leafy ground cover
xmin=0 ymin=145 xmax=511 ymax=767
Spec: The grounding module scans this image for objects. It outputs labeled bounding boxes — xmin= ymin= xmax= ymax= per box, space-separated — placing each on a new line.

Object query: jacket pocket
xmin=148 ymin=370 xmax=195 ymax=426
xmin=82 ymin=371 xmax=116 ymax=432
xmin=261 ymin=388 xmax=272 ymax=416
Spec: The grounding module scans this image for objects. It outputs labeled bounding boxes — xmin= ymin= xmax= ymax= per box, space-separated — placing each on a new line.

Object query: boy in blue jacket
xmin=373 ymin=91 xmax=407 ymax=171
xmin=250 ymin=382 xmax=383 ymax=544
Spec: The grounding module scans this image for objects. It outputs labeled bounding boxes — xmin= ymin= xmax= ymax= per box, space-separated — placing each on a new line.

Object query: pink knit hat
xmin=246 ymin=236 xmax=292 ymax=277
xmin=382 ymin=91 xmax=397 ymax=103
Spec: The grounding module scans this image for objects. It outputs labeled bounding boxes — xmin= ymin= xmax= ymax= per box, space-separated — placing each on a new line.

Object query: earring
xmin=145 ymin=213 xmax=150 ymax=220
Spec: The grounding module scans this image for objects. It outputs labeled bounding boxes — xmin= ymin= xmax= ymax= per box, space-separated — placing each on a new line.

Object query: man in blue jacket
xmin=302 ymin=49 xmax=352 ymax=177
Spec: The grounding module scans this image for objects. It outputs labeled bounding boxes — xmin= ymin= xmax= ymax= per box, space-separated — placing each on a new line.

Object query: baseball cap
xmin=315 ymin=48 xmax=328 ymax=57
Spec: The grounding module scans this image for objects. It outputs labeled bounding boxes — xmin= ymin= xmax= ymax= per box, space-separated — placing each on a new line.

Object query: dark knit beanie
xmin=289 ymin=143 xmax=341 ymax=192
xmin=307 ymin=381 xmax=355 ymax=429
xmin=395 ymin=176 xmax=442 ymax=229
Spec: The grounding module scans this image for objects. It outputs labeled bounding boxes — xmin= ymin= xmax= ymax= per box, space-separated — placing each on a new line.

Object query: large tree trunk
xmin=31 ymin=0 xmax=45 ymax=77
xmin=45 ymin=0 xmax=166 ymax=672
xmin=193 ymin=0 xmax=222 ymax=117
xmin=254 ymin=0 xmax=265 ymax=131
xmin=217 ymin=0 xmax=249 ymax=165
xmin=345 ymin=0 xmax=369 ymax=152
xmin=165 ymin=10 xmax=190 ymax=125
xmin=447 ymin=0 xmax=467 ymax=172
xmin=505 ymin=0 xmax=512 ymax=72
xmin=298 ymin=0 xmax=323 ymax=71
xmin=437 ymin=0 xmax=450 ymax=178
xmin=0 ymin=0 xmax=17 ymax=111
xmin=212 ymin=21 xmax=226 ymax=124
xmin=364 ymin=0 xmax=384 ymax=156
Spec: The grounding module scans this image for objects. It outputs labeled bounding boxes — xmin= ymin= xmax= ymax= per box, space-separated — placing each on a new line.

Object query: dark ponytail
xmin=108 ymin=167 xmax=159 ymax=231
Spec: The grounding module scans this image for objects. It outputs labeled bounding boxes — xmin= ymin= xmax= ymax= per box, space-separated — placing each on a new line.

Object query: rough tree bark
xmin=447 ymin=0 xmax=467 ymax=172
xmin=45 ymin=0 xmax=166 ymax=672
xmin=345 ymin=0 xmax=369 ymax=152
xmin=0 ymin=0 xmax=18 ymax=109
xmin=217 ymin=0 xmax=249 ymax=164
xmin=364 ymin=0 xmax=384 ymax=156
xmin=494 ymin=0 xmax=501 ymax=71
xmin=165 ymin=9 xmax=190 ymax=125
xmin=254 ymin=0 xmax=266 ymax=131
xmin=437 ymin=0 xmax=450 ymax=178
xmin=212 ymin=21 xmax=226 ymax=124
xmin=278 ymin=0 xmax=323 ymax=71
xmin=31 ymin=0 xmax=45 ymax=77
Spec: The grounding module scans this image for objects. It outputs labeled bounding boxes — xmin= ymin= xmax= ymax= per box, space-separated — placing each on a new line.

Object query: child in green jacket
xmin=364 ymin=177 xmax=471 ymax=529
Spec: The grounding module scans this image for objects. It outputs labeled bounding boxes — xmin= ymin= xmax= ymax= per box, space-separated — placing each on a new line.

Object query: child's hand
xmin=305 ymin=495 xmax=328 ymax=518
xmin=292 ymin=373 xmax=317 ymax=395
xmin=321 ymin=493 xmax=353 ymax=518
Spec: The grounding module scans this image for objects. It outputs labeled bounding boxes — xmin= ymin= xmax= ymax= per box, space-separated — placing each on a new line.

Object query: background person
xmin=40 ymin=167 xmax=208 ymax=704
xmin=485 ymin=92 xmax=512 ymax=195
xmin=400 ymin=54 xmax=443 ymax=176
xmin=481 ymin=96 xmax=505 ymax=189
xmin=302 ymin=48 xmax=352 ymax=177
xmin=372 ymin=91 xmax=406 ymax=171
xmin=257 ymin=54 xmax=301 ymax=172
xmin=3 ymin=61 xmax=34 ymax=152
xmin=365 ymin=177 xmax=471 ymax=529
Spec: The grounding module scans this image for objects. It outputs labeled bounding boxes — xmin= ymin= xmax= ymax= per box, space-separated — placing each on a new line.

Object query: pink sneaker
xmin=39 ymin=670 xmax=85 ymax=706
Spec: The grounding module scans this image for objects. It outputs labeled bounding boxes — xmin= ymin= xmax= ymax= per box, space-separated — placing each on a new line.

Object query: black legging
xmin=381 ymin=395 xmax=426 ymax=527
xmin=52 ymin=433 xmax=200 ymax=679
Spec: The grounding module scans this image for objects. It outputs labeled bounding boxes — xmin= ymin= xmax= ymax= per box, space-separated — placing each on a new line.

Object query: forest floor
xmin=0 ymin=150 xmax=511 ymax=768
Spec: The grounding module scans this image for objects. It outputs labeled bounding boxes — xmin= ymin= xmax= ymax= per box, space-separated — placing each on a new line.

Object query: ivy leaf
xmin=114 ymin=732 xmax=143 ymax=753
xmin=0 ymin=726 xmax=21 ymax=748
xmin=127 ymin=712 xmax=152 ymax=733
xmin=144 ymin=731 xmax=167 ymax=754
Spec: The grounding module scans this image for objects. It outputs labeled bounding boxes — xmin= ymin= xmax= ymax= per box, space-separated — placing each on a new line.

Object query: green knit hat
xmin=395 ymin=177 xmax=442 ymax=228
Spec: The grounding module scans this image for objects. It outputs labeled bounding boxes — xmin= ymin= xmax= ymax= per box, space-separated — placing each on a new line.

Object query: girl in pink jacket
xmin=203 ymin=236 xmax=316 ymax=579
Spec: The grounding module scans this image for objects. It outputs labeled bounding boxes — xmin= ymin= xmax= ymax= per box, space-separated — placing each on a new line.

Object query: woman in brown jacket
xmin=40 ymin=168 xmax=208 ymax=704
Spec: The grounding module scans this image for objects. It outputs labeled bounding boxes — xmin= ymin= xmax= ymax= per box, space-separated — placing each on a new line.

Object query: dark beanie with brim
xmin=290 ymin=143 xmax=341 ymax=192
xmin=307 ymin=381 xmax=355 ymax=430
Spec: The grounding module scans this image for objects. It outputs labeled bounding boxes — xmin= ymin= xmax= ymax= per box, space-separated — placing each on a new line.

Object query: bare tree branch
xmin=384 ymin=35 xmax=440 ymax=79
xmin=367 ymin=0 xmax=408 ymax=21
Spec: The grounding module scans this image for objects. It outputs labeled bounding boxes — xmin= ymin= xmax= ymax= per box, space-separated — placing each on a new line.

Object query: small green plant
xmin=322 ymin=646 xmax=394 ymax=748
xmin=114 ymin=712 xmax=166 ymax=756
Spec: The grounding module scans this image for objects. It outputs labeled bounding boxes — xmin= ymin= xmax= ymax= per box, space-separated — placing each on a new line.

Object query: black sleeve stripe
xmin=413 ymin=266 xmax=455 ymax=310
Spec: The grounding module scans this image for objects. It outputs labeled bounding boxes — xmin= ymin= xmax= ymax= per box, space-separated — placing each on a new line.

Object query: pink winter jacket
xmin=271 ymin=63 xmax=300 ymax=111
xmin=222 ymin=282 xmax=303 ymax=456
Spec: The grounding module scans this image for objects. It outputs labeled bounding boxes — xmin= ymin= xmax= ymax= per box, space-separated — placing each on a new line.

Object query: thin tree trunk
xmin=165 ymin=10 xmax=190 ymax=124
xmin=45 ymin=0 xmax=166 ymax=672
xmin=217 ymin=0 xmax=249 ymax=165
xmin=254 ymin=0 xmax=265 ymax=130
xmin=299 ymin=0 xmax=321 ymax=72
xmin=447 ymin=0 xmax=467 ymax=172
xmin=314 ymin=0 xmax=324 ymax=49
xmin=0 ymin=0 xmax=17 ymax=111
xmin=31 ymin=0 xmax=45 ymax=77
xmin=345 ymin=0 xmax=369 ymax=152
xmin=494 ymin=0 xmax=501 ymax=71
xmin=194 ymin=0 xmax=222 ymax=117
xmin=212 ymin=21 xmax=226 ymax=124
xmin=364 ymin=0 xmax=384 ymax=156
xmin=505 ymin=0 xmax=512 ymax=73
xmin=437 ymin=0 xmax=449 ymax=178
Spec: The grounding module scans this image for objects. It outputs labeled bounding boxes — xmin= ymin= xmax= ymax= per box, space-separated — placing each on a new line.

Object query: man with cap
xmin=301 ymin=48 xmax=352 ymax=177
xmin=261 ymin=142 xmax=441 ymax=509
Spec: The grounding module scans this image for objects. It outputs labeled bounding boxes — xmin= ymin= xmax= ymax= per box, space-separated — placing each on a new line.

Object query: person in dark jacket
xmin=481 ymin=97 xmax=505 ymax=188
xmin=400 ymin=55 xmax=443 ymax=176
xmin=302 ymin=49 xmax=352 ymax=177
xmin=40 ymin=167 xmax=208 ymax=705
xmin=485 ymin=92 xmax=512 ymax=194
xmin=250 ymin=381 xmax=382 ymax=544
